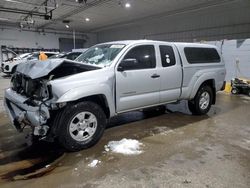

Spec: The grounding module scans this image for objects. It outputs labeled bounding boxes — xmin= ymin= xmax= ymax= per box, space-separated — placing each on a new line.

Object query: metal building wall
xmin=206 ymin=39 xmax=250 ymax=81
xmin=97 ymin=0 xmax=250 ymax=42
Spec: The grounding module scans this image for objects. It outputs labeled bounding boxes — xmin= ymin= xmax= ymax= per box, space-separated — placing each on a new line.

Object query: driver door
xmin=115 ymin=45 xmax=160 ymax=112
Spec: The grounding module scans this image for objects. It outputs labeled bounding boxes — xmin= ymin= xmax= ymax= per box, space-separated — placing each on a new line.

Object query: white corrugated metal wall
xmin=205 ymin=39 xmax=250 ymax=81
xmin=97 ymin=0 xmax=250 ymax=42
xmin=96 ymin=0 xmax=250 ymax=81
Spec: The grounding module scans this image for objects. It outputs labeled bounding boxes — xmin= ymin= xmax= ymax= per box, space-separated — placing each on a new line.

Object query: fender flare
xmin=189 ymin=72 xmax=216 ymax=99
xmin=55 ymin=84 xmax=116 ymax=116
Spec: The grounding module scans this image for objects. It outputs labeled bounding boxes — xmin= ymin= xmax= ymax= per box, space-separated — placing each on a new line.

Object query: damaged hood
xmin=16 ymin=59 xmax=99 ymax=79
xmin=16 ymin=59 xmax=65 ymax=79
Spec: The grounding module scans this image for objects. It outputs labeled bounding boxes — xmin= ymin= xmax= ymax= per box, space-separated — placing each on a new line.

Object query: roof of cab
xmin=98 ymin=40 xmax=217 ymax=48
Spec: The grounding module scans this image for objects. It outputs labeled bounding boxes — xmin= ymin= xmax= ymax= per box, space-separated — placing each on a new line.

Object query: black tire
xmin=231 ymin=88 xmax=239 ymax=95
xmin=188 ymin=85 xmax=213 ymax=115
xmin=57 ymin=101 xmax=106 ymax=152
xmin=248 ymin=90 xmax=250 ymax=97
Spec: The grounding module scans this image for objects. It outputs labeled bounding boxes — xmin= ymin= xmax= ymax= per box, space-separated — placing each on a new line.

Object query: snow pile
xmin=105 ymin=138 xmax=143 ymax=155
xmin=88 ymin=159 xmax=101 ymax=168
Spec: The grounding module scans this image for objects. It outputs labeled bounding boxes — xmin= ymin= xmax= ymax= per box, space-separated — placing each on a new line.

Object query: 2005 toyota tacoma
xmin=4 ymin=40 xmax=226 ymax=151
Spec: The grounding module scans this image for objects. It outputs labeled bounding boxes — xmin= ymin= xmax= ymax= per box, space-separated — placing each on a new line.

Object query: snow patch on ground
xmin=88 ymin=160 xmax=101 ymax=168
xmin=105 ymin=138 xmax=143 ymax=155
xmin=241 ymin=96 xmax=250 ymax=100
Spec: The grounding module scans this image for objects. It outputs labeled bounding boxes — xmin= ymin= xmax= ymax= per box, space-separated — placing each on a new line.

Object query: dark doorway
xmin=59 ymin=38 xmax=86 ymax=52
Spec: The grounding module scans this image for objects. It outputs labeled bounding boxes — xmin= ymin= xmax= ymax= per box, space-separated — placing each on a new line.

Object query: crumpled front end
xmin=4 ymin=59 xmax=100 ymax=137
xmin=4 ymin=88 xmax=51 ymax=136
xmin=4 ymin=70 xmax=56 ymax=137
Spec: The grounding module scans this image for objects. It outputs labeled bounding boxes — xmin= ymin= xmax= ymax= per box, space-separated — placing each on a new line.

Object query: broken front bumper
xmin=4 ymin=88 xmax=50 ymax=131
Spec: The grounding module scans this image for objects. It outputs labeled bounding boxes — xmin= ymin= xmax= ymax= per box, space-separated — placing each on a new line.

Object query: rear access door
xmin=157 ymin=44 xmax=182 ymax=103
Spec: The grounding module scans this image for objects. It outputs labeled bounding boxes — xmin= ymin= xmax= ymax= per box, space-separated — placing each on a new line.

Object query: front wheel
xmin=188 ymin=86 xmax=213 ymax=115
xmin=57 ymin=101 xmax=106 ymax=152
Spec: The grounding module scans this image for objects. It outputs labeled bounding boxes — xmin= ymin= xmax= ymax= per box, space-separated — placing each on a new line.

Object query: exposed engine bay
xmin=11 ymin=59 xmax=100 ymax=101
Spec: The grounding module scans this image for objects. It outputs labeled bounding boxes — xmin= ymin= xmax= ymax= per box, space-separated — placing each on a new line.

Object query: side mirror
xmin=117 ymin=58 xmax=138 ymax=72
xmin=117 ymin=66 xmax=124 ymax=72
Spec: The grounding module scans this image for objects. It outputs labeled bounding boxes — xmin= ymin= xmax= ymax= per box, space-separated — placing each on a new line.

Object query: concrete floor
xmin=0 ymin=74 xmax=249 ymax=188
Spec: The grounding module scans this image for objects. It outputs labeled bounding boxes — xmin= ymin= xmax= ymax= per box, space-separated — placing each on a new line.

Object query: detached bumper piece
xmin=5 ymin=98 xmax=22 ymax=131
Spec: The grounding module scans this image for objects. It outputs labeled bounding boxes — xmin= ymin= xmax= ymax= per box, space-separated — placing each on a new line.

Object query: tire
xmin=188 ymin=85 xmax=213 ymax=115
xmin=248 ymin=90 xmax=250 ymax=97
xmin=57 ymin=101 xmax=106 ymax=152
xmin=231 ymin=88 xmax=239 ymax=95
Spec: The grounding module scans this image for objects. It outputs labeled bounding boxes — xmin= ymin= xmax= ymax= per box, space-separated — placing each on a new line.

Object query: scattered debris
xmin=75 ymin=153 xmax=82 ymax=157
xmin=88 ymin=160 xmax=101 ymax=168
xmin=105 ymin=138 xmax=143 ymax=155
xmin=183 ymin=179 xmax=192 ymax=184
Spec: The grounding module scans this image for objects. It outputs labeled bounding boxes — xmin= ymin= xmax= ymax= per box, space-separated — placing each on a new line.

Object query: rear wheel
xmin=57 ymin=101 xmax=106 ymax=152
xmin=188 ymin=85 xmax=213 ymax=115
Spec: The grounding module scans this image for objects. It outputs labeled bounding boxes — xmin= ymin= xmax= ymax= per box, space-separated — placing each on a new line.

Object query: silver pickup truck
xmin=4 ymin=40 xmax=226 ymax=151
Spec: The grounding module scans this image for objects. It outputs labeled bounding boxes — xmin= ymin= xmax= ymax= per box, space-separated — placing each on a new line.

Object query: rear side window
xmin=160 ymin=45 xmax=176 ymax=67
xmin=184 ymin=47 xmax=220 ymax=64
xmin=123 ymin=45 xmax=156 ymax=70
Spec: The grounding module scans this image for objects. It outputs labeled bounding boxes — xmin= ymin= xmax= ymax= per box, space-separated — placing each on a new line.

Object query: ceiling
xmin=0 ymin=0 xmax=241 ymax=33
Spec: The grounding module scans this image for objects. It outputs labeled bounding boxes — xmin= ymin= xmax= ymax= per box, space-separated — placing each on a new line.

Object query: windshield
xmin=65 ymin=52 xmax=82 ymax=60
xmin=75 ymin=44 xmax=125 ymax=67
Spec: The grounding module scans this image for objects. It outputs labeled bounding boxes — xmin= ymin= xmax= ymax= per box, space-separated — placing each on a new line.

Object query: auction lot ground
xmin=0 ymin=73 xmax=249 ymax=188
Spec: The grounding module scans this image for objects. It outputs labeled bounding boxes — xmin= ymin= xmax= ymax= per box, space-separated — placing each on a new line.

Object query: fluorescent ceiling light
xmin=4 ymin=0 xmax=56 ymax=9
xmin=125 ymin=3 xmax=131 ymax=8
xmin=4 ymin=0 xmax=19 ymax=2
xmin=65 ymin=24 xmax=70 ymax=28
xmin=0 ymin=17 xmax=16 ymax=22
xmin=0 ymin=18 xmax=10 ymax=21
xmin=85 ymin=18 xmax=90 ymax=22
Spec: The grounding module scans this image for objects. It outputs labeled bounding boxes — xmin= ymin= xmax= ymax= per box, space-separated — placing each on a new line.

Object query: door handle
xmin=151 ymin=74 xmax=160 ymax=78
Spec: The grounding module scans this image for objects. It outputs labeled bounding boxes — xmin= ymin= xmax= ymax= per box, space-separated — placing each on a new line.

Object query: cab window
xmin=159 ymin=45 xmax=176 ymax=67
xmin=122 ymin=45 xmax=156 ymax=70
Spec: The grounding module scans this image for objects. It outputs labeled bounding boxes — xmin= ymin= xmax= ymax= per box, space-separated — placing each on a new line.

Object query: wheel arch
xmin=190 ymin=78 xmax=216 ymax=104
xmin=55 ymin=83 xmax=116 ymax=117
xmin=74 ymin=94 xmax=111 ymax=118
xmin=11 ymin=65 xmax=17 ymax=74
